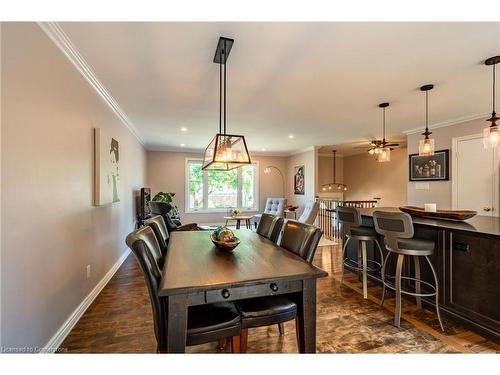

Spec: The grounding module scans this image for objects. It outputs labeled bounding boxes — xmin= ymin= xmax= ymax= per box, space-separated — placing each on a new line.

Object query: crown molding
xmin=317 ymin=152 xmax=345 ymax=158
xmin=290 ymin=146 xmax=315 ymax=156
xmin=37 ymin=22 xmax=144 ymax=146
xmin=403 ymin=112 xmax=489 ymax=135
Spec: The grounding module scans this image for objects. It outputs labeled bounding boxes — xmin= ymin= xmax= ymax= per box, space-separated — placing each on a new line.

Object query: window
xmin=186 ymin=159 xmax=258 ymax=212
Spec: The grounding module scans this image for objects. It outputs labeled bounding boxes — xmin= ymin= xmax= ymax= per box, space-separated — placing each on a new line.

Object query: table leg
xmin=296 ymin=278 xmax=317 ymax=353
xmin=246 ymin=219 xmax=250 ymax=229
xmin=236 ymin=219 xmax=240 ymax=229
xmin=167 ymin=293 xmax=188 ymax=353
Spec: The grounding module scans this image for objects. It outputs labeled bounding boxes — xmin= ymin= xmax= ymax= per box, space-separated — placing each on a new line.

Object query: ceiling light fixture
xmin=377 ymin=102 xmax=391 ymax=162
xmin=180 ymin=127 xmax=188 ymax=132
xmin=288 ymin=134 xmax=294 ymax=139
xmin=418 ymin=84 xmax=435 ymax=156
xmin=483 ymin=55 xmax=500 ymax=148
xmin=321 ymin=150 xmax=347 ymax=192
xmin=202 ymin=37 xmax=251 ymax=171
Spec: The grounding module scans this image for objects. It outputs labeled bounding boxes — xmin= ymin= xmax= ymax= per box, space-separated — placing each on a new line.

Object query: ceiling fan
xmin=366 ymin=103 xmax=399 ymax=156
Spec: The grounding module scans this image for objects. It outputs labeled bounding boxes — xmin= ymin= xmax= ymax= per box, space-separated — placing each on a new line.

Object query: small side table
xmin=284 ymin=209 xmax=297 ymax=220
xmin=223 ymin=215 xmax=253 ymax=229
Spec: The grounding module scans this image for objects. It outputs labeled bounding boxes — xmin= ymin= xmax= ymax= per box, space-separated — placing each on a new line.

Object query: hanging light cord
xmin=493 ymin=63 xmax=497 ymax=116
xmin=224 ymin=39 xmax=227 ymax=135
xmin=425 ymin=90 xmax=429 ymax=134
xmin=382 ymin=107 xmax=386 ymax=144
xmin=219 ymin=56 xmax=222 ymax=134
xmin=333 ymin=150 xmax=336 ymax=183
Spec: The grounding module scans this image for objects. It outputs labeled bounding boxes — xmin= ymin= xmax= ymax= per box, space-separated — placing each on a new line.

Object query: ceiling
xmin=60 ymin=22 xmax=500 ymax=155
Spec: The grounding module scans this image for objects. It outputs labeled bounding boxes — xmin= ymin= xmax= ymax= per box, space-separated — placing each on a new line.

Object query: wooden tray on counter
xmin=399 ymin=206 xmax=477 ymax=221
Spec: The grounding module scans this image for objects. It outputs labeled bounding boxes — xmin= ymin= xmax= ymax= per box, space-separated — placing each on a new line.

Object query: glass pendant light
xmin=377 ymin=102 xmax=391 ymax=162
xmin=418 ymin=84 xmax=435 ymax=156
xmin=321 ymin=150 xmax=348 ymax=191
xmin=483 ymin=56 xmax=500 ymax=149
xmin=202 ymin=37 xmax=251 ymax=171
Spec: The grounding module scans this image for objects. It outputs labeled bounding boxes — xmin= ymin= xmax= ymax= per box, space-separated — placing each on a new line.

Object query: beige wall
xmin=147 ymin=151 xmax=288 ymax=225
xmin=316 ymin=152 xmax=345 ymax=200
xmin=286 ymin=148 xmax=316 ymax=215
xmin=343 ymin=148 xmax=407 ymax=207
xmin=406 ymin=118 xmax=486 ymax=209
xmin=1 ymin=23 xmax=146 ymax=349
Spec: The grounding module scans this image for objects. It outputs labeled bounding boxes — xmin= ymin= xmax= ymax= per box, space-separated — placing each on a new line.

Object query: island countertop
xmin=358 ymin=207 xmax=500 ymax=238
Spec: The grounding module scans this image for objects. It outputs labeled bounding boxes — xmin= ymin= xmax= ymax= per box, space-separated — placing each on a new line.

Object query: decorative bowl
xmin=210 ymin=232 xmax=241 ymax=252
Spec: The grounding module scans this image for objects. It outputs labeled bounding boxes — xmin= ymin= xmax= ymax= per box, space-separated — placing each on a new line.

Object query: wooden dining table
xmin=158 ymin=230 xmax=328 ymax=353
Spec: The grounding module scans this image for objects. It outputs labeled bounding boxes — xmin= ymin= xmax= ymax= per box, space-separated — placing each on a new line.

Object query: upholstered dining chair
xmin=297 ymin=200 xmax=320 ymax=225
xmin=252 ymin=197 xmax=287 ymax=229
xmin=256 ymin=213 xmax=284 ymax=242
xmin=144 ymin=215 xmax=170 ymax=258
xmin=235 ymin=221 xmax=323 ymax=353
xmin=125 ymin=226 xmax=242 ymax=353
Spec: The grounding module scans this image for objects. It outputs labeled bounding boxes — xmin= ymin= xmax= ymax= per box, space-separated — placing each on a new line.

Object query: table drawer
xmin=205 ymin=280 xmax=302 ymax=304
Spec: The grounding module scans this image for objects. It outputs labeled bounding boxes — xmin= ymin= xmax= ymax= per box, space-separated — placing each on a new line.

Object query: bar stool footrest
xmin=382 ymin=275 xmax=437 ymax=297
xmin=343 ymin=257 xmax=382 ymax=273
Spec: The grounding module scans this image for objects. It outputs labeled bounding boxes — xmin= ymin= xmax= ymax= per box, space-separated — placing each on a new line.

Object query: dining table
xmin=158 ymin=229 xmax=328 ymax=353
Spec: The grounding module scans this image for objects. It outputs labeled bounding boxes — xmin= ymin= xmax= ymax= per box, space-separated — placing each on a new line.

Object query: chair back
xmin=336 ymin=206 xmax=362 ymax=235
xmin=144 ymin=215 xmax=170 ymax=257
xmin=280 ymin=221 xmax=323 ymax=263
xmin=373 ymin=210 xmax=414 ymax=250
xmin=148 ymin=201 xmax=172 ymax=215
xmin=263 ymin=198 xmax=287 ymax=217
xmin=298 ymin=200 xmax=320 ymax=224
xmin=125 ymin=227 xmax=167 ymax=349
xmin=256 ymin=213 xmax=284 ymax=243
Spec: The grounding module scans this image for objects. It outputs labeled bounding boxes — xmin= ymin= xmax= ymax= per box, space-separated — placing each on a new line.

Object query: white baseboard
xmin=40 ymin=249 xmax=131 ymax=353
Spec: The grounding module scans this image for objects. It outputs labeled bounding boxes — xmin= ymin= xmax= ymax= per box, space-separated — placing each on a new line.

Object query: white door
xmin=453 ymin=135 xmax=499 ymax=216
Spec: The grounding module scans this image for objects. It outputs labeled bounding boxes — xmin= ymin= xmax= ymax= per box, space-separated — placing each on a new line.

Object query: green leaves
xmin=152 ymin=191 xmax=175 ymax=203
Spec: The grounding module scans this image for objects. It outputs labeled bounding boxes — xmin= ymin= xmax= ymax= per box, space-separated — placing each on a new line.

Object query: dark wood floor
xmin=59 ymin=240 xmax=499 ymax=353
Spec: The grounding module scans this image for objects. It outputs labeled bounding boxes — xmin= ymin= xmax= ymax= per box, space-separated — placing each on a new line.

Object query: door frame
xmin=451 ymin=133 xmax=499 ymax=215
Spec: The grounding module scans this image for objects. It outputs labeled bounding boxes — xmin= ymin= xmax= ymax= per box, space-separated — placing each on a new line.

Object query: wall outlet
xmin=86 ymin=264 xmax=91 ymax=279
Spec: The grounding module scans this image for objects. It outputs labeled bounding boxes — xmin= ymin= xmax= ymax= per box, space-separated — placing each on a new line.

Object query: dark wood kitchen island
xmin=342 ymin=207 xmax=500 ymax=342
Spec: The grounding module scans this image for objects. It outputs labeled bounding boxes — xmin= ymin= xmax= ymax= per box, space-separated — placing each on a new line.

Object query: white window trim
xmin=184 ymin=158 xmax=259 ymax=214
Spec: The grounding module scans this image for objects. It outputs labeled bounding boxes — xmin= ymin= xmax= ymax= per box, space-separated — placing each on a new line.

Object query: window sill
xmin=185 ymin=209 xmax=259 ymax=215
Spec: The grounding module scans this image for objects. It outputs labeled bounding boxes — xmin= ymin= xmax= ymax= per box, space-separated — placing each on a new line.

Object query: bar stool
xmin=336 ymin=206 xmax=384 ymax=299
xmin=373 ymin=210 xmax=444 ymax=331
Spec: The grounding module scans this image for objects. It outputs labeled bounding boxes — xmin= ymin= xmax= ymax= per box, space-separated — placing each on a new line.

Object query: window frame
xmin=185 ymin=158 xmax=259 ymax=214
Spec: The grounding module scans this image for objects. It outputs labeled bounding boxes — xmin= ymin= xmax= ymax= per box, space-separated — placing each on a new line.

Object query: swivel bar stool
xmin=336 ymin=206 xmax=384 ymax=299
xmin=373 ymin=210 xmax=444 ymax=331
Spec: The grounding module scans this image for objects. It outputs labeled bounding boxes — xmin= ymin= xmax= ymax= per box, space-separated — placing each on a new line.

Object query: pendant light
xmin=322 ymin=150 xmax=347 ymax=191
xmin=202 ymin=37 xmax=251 ymax=171
xmin=418 ymin=84 xmax=435 ymax=156
xmin=483 ymin=55 xmax=500 ymax=149
xmin=377 ymin=102 xmax=391 ymax=162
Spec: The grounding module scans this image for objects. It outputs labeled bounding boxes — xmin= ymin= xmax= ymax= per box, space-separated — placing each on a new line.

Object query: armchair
xmin=252 ymin=198 xmax=287 ymax=228
xmin=297 ymin=200 xmax=320 ymax=225
xmin=148 ymin=201 xmax=199 ymax=233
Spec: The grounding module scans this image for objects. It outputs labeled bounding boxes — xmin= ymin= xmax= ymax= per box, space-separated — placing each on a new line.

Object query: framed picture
xmin=294 ymin=165 xmax=305 ymax=195
xmin=409 ymin=149 xmax=449 ymax=181
xmin=94 ymin=128 xmax=120 ymax=205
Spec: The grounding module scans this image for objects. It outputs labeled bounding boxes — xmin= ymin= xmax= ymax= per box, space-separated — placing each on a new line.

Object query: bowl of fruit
xmin=211 ymin=226 xmax=240 ymax=252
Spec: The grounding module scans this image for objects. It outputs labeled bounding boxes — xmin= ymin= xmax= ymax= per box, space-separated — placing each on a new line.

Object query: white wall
xmin=1 ymin=23 xmax=146 ymax=350
xmin=407 ymin=118 xmax=486 ymax=209
xmin=147 ymin=151 xmax=288 ymax=225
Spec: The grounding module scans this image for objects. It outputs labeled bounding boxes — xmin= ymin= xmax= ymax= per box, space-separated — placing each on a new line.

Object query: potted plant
xmin=151 ymin=192 xmax=178 ymax=215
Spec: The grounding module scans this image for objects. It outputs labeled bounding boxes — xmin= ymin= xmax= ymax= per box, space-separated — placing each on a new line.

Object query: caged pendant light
xmin=202 ymin=37 xmax=251 ymax=171
xmin=483 ymin=55 xmax=500 ymax=149
xmin=377 ymin=102 xmax=391 ymax=162
xmin=418 ymin=84 xmax=435 ymax=156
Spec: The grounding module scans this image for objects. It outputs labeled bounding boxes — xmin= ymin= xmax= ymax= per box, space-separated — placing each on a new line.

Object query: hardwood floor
xmin=59 ymin=240 xmax=499 ymax=353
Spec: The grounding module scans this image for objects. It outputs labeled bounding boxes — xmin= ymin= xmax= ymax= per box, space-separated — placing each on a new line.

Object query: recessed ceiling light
xmin=180 ymin=127 xmax=188 ymax=132
xmin=261 ymin=148 xmax=266 ymax=151
xmin=180 ymin=143 xmax=186 ymax=147
xmin=288 ymin=134 xmax=294 ymax=139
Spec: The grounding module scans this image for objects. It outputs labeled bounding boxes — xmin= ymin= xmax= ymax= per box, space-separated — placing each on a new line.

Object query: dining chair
xmin=125 ymin=226 xmax=242 ymax=353
xmin=235 ymin=221 xmax=323 ymax=352
xmin=256 ymin=213 xmax=284 ymax=242
xmin=144 ymin=215 xmax=170 ymax=258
